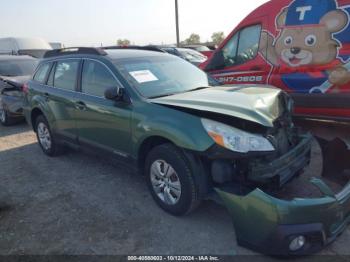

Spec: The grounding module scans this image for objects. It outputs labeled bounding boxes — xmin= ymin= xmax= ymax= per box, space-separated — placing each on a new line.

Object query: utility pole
xmin=175 ymin=0 xmax=180 ymax=47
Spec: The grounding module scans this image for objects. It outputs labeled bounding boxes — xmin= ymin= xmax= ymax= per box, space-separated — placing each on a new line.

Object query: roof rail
xmin=43 ymin=47 xmax=107 ymax=58
xmin=102 ymin=45 xmax=166 ymax=53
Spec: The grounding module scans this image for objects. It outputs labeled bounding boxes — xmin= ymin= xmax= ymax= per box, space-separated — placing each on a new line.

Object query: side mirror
xmin=104 ymin=87 xmax=123 ymax=101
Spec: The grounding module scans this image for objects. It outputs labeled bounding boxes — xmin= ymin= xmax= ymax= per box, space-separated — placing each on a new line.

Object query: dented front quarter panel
xmin=216 ymin=179 xmax=350 ymax=254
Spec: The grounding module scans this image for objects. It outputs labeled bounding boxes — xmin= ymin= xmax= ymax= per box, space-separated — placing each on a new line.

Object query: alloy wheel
xmin=37 ymin=122 xmax=52 ymax=150
xmin=150 ymin=160 xmax=182 ymax=205
xmin=0 ymin=109 xmax=6 ymax=123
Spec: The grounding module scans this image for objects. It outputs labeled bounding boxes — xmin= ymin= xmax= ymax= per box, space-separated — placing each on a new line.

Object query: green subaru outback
xmin=23 ymin=47 xmax=350 ymax=255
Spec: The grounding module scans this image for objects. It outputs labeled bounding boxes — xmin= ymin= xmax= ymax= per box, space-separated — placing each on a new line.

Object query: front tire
xmin=145 ymin=143 xmax=202 ymax=216
xmin=35 ymin=115 xmax=63 ymax=157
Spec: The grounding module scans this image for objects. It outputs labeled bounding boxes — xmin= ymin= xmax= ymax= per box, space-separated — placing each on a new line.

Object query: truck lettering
xmin=296 ymin=6 xmax=312 ymax=20
xmin=218 ymin=75 xmax=263 ymax=83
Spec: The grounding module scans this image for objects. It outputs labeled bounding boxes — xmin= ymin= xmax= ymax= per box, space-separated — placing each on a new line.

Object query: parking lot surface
xmin=0 ymin=123 xmax=350 ymax=257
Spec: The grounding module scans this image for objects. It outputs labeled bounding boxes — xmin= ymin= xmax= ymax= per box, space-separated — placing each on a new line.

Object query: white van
xmin=0 ymin=37 xmax=52 ymax=58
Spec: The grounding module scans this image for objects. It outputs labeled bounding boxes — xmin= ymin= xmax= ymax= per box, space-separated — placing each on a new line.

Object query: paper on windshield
xmin=129 ymin=70 xmax=158 ymax=83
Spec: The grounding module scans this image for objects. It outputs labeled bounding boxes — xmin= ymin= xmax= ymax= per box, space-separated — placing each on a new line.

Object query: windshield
xmin=0 ymin=59 xmax=38 ymax=76
xmin=114 ymin=56 xmax=213 ymax=98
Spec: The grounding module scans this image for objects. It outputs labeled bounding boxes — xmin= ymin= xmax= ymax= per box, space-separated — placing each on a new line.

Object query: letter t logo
xmin=296 ymin=6 xmax=312 ymax=21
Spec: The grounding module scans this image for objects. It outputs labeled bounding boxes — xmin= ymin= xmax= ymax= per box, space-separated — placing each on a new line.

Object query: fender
xmin=131 ymin=102 xmax=214 ymax=158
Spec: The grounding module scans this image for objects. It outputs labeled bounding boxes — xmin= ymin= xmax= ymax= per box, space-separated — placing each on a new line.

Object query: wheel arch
xmin=137 ymin=136 xmax=174 ymax=172
xmin=29 ymin=94 xmax=55 ymax=131
xmin=30 ymin=107 xmax=47 ymax=131
xmin=137 ymin=135 xmax=210 ymax=198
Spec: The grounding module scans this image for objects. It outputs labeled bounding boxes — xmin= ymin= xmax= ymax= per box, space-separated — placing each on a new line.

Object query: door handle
xmin=75 ymin=101 xmax=87 ymax=111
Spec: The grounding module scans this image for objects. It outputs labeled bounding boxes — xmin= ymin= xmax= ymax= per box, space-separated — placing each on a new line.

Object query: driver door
xmin=75 ymin=59 xmax=132 ymax=157
xmin=206 ymin=17 xmax=269 ymax=85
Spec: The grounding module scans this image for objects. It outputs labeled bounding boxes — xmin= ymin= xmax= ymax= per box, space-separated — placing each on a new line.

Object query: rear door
xmin=45 ymin=59 xmax=80 ymax=142
xmin=205 ymin=17 xmax=269 ymax=85
xmin=75 ymin=59 xmax=132 ymax=157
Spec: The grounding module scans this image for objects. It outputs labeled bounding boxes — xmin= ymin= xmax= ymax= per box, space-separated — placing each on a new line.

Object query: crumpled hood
xmin=150 ymin=85 xmax=288 ymax=127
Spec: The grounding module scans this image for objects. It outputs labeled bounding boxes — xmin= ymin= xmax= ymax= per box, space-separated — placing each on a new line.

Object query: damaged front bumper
xmin=248 ymin=134 xmax=312 ymax=186
xmin=216 ymin=178 xmax=350 ymax=255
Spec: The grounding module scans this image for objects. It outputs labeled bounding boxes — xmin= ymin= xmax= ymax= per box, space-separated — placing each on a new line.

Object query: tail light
xmin=22 ymin=83 xmax=29 ymax=94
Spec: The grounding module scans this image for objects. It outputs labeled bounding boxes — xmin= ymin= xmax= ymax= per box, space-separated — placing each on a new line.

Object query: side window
xmin=81 ymin=60 xmax=118 ymax=97
xmin=53 ymin=61 xmax=79 ymax=91
xmin=236 ymin=25 xmax=262 ymax=64
xmin=222 ymin=24 xmax=261 ymax=67
xmin=222 ymin=34 xmax=239 ymax=66
xmin=47 ymin=63 xmax=55 ymax=87
xmin=33 ymin=63 xmax=50 ymax=84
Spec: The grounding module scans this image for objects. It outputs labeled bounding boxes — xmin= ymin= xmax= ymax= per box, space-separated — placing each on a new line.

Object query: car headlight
xmin=201 ymin=118 xmax=275 ymax=153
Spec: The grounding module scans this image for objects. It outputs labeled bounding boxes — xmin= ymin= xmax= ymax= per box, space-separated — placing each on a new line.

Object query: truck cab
xmin=202 ymin=0 xmax=350 ymax=174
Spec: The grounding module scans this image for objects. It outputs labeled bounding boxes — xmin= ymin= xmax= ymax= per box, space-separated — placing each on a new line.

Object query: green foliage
xmin=211 ymin=32 xmax=225 ymax=46
xmin=117 ymin=39 xmax=131 ymax=46
xmin=183 ymin=33 xmax=201 ymax=45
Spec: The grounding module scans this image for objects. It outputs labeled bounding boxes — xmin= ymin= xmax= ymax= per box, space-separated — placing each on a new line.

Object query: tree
xmin=211 ymin=32 xmax=225 ymax=46
xmin=184 ymin=33 xmax=201 ymax=45
xmin=117 ymin=39 xmax=131 ymax=46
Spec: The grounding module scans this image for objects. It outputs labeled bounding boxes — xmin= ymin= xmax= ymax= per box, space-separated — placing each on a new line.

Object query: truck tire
xmin=145 ymin=143 xmax=202 ymax=216
xmin=35 ymin=115 xmax=64 ymax=157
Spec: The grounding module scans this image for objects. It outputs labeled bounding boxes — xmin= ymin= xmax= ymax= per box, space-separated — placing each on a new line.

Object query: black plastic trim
xmin=44 ymin=47 xmax=107 ymax=58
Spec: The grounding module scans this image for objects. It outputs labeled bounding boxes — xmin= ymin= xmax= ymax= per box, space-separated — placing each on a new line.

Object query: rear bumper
xmin=216 ymin=179 xmax=350 ymax=255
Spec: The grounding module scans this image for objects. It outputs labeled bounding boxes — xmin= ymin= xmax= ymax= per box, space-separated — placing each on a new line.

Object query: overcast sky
xmin=0 ymin=0 xmax=269 ymax=46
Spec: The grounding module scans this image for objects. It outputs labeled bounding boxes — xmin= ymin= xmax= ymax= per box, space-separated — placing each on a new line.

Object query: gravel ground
xmin=0 ymin=123 xmax=349 ymax=258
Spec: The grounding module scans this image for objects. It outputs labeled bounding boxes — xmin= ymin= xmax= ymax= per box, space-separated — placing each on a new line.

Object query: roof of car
xmin=43 ymin=48 xmax=172 ymax=61
xmin=0 ymin=55 xmax=37 ymax=61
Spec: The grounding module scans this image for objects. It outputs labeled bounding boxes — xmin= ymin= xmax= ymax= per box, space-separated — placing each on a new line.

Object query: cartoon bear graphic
xmin=259 ymin=0 xmax=350 ymax=93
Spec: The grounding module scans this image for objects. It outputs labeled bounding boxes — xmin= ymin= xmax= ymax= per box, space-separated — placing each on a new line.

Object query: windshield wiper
xmin=185 ymin=86 xmax=210 ymax=93
xmin=149 ymin=86 xmax=210 ymax=99
xmin=148 ymin=93 xmax=178 ymax=99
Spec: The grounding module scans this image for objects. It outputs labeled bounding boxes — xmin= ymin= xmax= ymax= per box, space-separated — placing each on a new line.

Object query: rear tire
xmin=35 ymin=115 xmax=64 ymax=157
xmin=0 ymin=108 xmax=14 ymax=126
xmin=145 ymin=143 xmax=202 ymax=216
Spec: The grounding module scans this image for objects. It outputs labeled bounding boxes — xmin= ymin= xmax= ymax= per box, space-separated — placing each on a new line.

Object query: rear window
xmin=33 ymin=63 xmax=51 ymax=83
xmin=178 ymin=49 xmax=206 ymax=62
xmin=0 ymin=59 xmax=38 ymax=77
xmin=194 ymin=46 xmax=210 ymax=52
